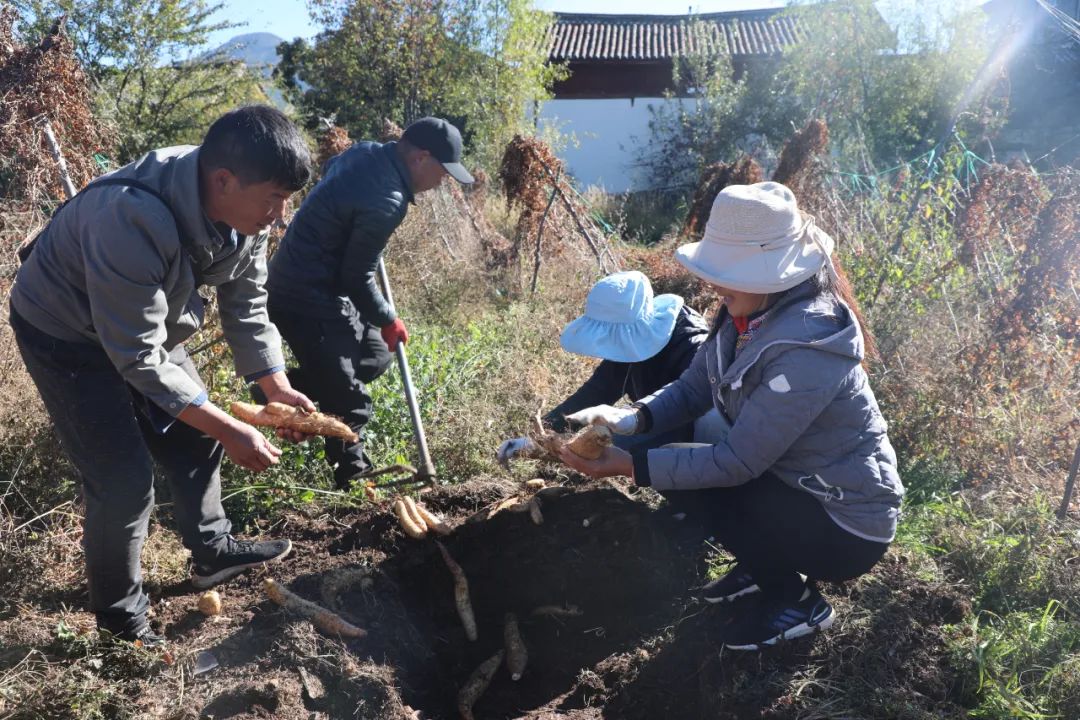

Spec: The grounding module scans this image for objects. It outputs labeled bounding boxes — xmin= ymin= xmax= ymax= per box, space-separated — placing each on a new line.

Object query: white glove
xmin=564 ymin=405 xmax=640 ymax=435
xmin=497 ymin=436 xmax=539 ymax=468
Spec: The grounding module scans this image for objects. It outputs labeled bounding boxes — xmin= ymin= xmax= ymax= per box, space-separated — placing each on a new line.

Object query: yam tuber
xmin=436 ymin=540 xmax=478 ymax=641
xmin=488 ymin=496 xmax=523 ymax=518
xmin=263 ymin=578 xmax=366 ymax=638
xmin=230 ymin=401 xmax=358 ymax=443
xmin=532 ymin=603 xmax=583 ymax=618
xmin=564 ymin=424 xmax=612 ymax=459
xmin=524 ymin=478 xmax=546 ymax=492
xmin=527 ymin=497 xmax=544 ymax=525
xmin=413 ymin=501 xmax=451 ymax=536
xmin=393 ymin=499 xmax=427 ymax=539
xmin=197 ymin=590 xmax=222 ymax=617
xmin=401 ymin=496 xmax=428 ymax=532
xmin=457 ymin=650 xmax=504 ymax=720
xmin=504 ymin=613 xmax=528 ymax=681
xmin=530 ymin=423 xmax=612 ymax=462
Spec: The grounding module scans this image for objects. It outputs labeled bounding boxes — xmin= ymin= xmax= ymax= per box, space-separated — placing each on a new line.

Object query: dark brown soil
xmin=4 ymin=477 xmax=974 ymax=719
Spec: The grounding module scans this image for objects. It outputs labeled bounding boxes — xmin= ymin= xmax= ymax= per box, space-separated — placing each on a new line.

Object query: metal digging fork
xmin=376 ymin=257 xmax=437 ymax=484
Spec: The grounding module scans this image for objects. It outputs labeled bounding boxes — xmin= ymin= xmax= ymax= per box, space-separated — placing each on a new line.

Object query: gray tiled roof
xmin=547 ymin=10 xmax=806 ymax=61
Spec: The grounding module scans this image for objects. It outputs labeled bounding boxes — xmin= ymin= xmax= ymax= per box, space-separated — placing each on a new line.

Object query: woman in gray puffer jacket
xmin=560 ymin=182 xmax=903 ymax=651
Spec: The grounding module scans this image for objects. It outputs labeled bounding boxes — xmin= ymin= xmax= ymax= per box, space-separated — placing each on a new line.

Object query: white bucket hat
xmin=675 ymin=182 xmax=836 ymax=293
xmin=560 ymin=271 xmax=683 ymax=363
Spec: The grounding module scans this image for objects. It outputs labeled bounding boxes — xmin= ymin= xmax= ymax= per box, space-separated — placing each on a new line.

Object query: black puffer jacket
xmin=268 ymin=141 xmax=414 ymax=325
xmin=544 ymin=305 xmax=709 ymax=432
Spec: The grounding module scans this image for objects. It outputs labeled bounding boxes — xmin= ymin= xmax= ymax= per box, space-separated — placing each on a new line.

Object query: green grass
xmin=895 ymin=469 xmax=1080 ymax=719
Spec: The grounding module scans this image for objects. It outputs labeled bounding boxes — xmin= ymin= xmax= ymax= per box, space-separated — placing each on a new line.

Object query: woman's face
xmin=709 ymin=284 xmax=771 ymax=317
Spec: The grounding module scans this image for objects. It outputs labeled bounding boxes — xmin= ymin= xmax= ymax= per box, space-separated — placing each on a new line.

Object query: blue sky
xmin=209 ymin=0 xmax=790 ymax=46
xmin=205 ymin=0 xmax=981 ymax=48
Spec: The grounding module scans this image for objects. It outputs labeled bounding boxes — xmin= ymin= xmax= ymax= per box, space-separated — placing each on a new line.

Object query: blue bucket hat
xmin=560 ymin=271 xmax=684 ymax=363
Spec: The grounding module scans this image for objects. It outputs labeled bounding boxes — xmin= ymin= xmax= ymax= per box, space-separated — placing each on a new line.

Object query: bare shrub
xmin=681 ymin=156 xmax=763 ymax=239
xmin=316 ymin=125 xmax=352 ymax=171
xmin=497 ymin=134 xmax=620 ymax=292
xmin=0 ymin=9 xmax=111 ymax=206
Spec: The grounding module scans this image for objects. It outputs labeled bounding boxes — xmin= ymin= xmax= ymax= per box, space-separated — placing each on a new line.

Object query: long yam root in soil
xmin=436 ymin=540 xmax=478 ymax=641
xmin=231 ymin=401 xmax=358 ymax=442
xmin=263 ymin=578 xmax=367 ymax=638
xmin=504 ymin=613 xmax=528 ymax=681
xmin=458 ymin=650 xmax=504 ymax=720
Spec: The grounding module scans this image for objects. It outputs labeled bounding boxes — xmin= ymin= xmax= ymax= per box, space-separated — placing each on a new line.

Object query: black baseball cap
xmin=401 ymin=117 xmax=474 ymax=184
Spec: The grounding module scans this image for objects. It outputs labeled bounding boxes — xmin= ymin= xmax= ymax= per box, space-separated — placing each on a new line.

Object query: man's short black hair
xmin=200 ymin=105 xmax=311 ymax=191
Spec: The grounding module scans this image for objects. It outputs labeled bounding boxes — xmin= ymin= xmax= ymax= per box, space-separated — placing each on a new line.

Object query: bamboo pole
xmin=37 ymin=118 xmax=77 ymax=200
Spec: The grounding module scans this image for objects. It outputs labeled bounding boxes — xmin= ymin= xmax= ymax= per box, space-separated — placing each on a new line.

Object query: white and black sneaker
xmin=722 ymin=585 xmax=834 ymax=651
xmin=191 ymin=536 xmax=293 ymax=590
xmin=702 ymin=563 xmax=761 ymax=604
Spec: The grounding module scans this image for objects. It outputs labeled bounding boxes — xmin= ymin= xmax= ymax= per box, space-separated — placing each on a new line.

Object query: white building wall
xmin=537 ymin=97 xmax=696 ymax=193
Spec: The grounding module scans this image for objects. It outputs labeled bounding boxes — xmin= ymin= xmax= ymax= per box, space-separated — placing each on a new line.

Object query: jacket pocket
xmin=797 ymin=473 xmax=846 ymax=502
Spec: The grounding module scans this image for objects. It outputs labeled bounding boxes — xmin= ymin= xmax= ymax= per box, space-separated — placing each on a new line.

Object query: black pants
xmin=268 ymin=305 xmax=394 ymax=487
xmin=11 ymin=308 xmax=232 ymax=635
xmin=664 ymin=471 xmax=889 ymax=603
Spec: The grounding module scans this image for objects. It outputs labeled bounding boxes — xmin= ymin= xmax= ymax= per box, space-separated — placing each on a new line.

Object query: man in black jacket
xmin=267 ymin=117 xmax=473 ymax=487
xmin=497 ymin=271 xmax=712 ymax=466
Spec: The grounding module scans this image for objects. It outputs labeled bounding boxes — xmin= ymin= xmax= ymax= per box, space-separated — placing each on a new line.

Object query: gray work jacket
xmin=10 ymin=146 xmax=284 ymax=418
xmin=632 ymin=281 xmax=904 ymax=543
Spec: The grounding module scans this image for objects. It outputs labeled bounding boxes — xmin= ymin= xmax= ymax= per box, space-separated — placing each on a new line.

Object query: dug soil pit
xmin=313 ymin=486 xmax=703 ymax=718
xmin=135 ymin=479 xmax=971 ymax=719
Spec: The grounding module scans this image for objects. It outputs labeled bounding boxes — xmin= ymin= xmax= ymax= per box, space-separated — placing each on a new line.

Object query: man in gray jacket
xmin=10 ymin=106 xmax=314 ymax=645
xmin=267 ymin=117 xmax=473 ymax=487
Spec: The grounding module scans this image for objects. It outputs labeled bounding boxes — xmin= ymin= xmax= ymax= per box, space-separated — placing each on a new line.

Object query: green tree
xmin=638 ymin=20 xmax=748 ymax=189
xmin=14 ymin=0 xmax=267 ymax=162
xmin=643 ymin=0 xmax=993 ymax=187
xmin=775 ymin=0 xmax=991 ymax=167
xmin=276 ymin=0 xmax=562 ymax=171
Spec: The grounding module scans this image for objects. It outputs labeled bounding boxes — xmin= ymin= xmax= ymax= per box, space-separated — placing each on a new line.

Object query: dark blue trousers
xmin=10 ymin=308 xmax=231 ymax=635
xmin=268 ymin=305 xmax=394 ymax=487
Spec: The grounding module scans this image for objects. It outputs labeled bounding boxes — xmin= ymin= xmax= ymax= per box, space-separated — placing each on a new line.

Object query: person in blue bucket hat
xmin=558 ymin=182 xmax=904 ymax=652
xmin=496 ymin=270 xmax=718 ymax=466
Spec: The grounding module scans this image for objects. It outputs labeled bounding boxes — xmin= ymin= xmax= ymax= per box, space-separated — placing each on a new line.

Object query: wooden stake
xmin=37 ymin=118 xmax=77 ymax=200
xmin=1057 ymin=441 xmax=1080 ymax=521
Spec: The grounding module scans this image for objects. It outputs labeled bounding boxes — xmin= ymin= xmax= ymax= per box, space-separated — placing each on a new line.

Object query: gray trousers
xmin=11 ymin=308 xmax=231 ymax=635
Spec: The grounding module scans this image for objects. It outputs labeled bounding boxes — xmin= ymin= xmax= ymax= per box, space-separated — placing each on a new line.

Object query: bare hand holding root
xmin=262 ymin=389 xmax=317 ymax=443
xmin=221 ymin=422 xmax=282 ymax=472
xmin=558 ymin=444 xmax=634 ymax=480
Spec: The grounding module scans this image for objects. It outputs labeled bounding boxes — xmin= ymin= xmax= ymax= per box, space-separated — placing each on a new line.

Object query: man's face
xmin=410 ymin=150 xmax=448 ymax=194
xmin=210 ymin=170 xmax=294 ymax=235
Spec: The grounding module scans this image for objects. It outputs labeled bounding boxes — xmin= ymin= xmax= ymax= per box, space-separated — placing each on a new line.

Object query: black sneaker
xmin=722 ymin=585 xmax=834 ymax=651
xmin=191 ymin=536 xmax=293 ymax=589
xmin=106 ymin=624 xmax=167 ymax=648
xmin=702 ymin=563 xmax=760 ymax=604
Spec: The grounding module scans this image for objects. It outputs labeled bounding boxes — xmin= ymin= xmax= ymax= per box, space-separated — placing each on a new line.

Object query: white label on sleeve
xmin=768 ymin=374 xmax=791 ymax=393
